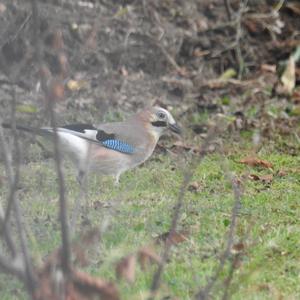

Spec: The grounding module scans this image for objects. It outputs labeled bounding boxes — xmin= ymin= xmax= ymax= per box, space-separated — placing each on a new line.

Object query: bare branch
xmin=149 ymin=126 xmax=219 ymax=300
xmin=195 ymin=154 xmax=242 ymax=300
xmin=0 ymin=123 xmax=17 ymax=256
xmin=48 ymin=101 xmax=71 ymax=274
xmin=0 ymin=13 xmax=32 ymax=49
xmin=31 ymin=0 xmax=71 ymax=275
xmin=224 ymin=0 xmax=232 ymax=21
xmin=0 ymin=86 xmax=36 ymax=296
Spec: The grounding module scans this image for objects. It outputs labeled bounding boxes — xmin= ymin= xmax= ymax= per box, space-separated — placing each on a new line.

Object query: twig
xmin=0 ymin=123 xmax=17 ymax=256
xmin=149 ymin=126 xmax=218 ymax=300
xmin=156 ymin=42 xmax=182 ymax=74
xmin=195 ymin=156 xmax=242 ymax=300
xmin=31 ymin=0 xmax=71 ymax=274
xmin=0 ymin=13 xmax=32 ymax=49
xmin=221 ymin=254 xmax=241 ymax=300
xmin=224 ymin=0 xmax=232 ymax=21
xmin=234 ymin=1 xmax=248 ymax=79
xmin=0 ymin=86 xmax=36 ymax=296
xmin=10 ymin=84 xmax=36 ymax=295
xmin=49 ymin=100 xmax=71 ymax=274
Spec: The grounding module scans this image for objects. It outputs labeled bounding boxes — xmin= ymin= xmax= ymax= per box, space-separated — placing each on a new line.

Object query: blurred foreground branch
xmin=149 ymin=125 xmax=219 ymax=299
xmin=31 ymin=0 xmax=71 ymax=275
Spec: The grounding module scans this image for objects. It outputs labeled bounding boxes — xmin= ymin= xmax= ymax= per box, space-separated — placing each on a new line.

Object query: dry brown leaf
xmin=193 ymin=49 xmax=210 ymax=57
xmin=249 ymin=173 xmax=273 ymax=184
xmin=188 ymin=181 xmax=202 ymax=193
xmin=231 ymin=242 xmax=245 ymax=254
xmin=261 ymin=64 xmax=276 ymax=73
xmin=115 ymin=254 xmax=136 ymax=283
xmin=292 ymin=88 xmax=300 ymax=103
xmin=249 ymin=174 xmax=260 ymax=181
xmin=67 ymin=79 xmax=88 ymax=91
xmin=119 ymin=66 xmax=128 ymax=76
xmin=286 ymin=2 xmax=300 ymax=15
xmin=156 ymin=230 xmax=189 ymax=245
xmin=171 ymin=141 xmax=199 ymax=154
xmin=72 ymin=269 xmax=119 ymax=300
xmin=259 ymin=174 xmax=273 ymax=184
xmin=277 ymin=169 xmax=287 ymax=177
xmin=239 ymin=157 xmax=273 ymax=168
xmin=243 ymin=18 xmax=261 ymax=33
xmin=138 ymin=246 xmax=161 ymax=270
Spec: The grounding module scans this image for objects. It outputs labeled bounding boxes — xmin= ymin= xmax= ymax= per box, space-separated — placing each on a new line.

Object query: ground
xmin=0 ymin=0 xmax=300 ymax=299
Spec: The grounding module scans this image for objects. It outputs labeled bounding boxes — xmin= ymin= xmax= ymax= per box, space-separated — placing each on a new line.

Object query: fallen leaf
xmin=292 ymin=88 xmax=300 ymax=103
xmin=156 ymin=230 xmax=189 ymax=245
xmin=171 ymin=141 xmax=199 ymax=154
xmin=219 ymin=68 xmax=237 ymax=80
xmin=281 ymin=55 xmax=295 ymax=95
xmin=67 ymin=79 xmax=88 ymax=91
xmin=115 ymin=254 xmax=136 ymax=283
xmin=188 ymin=181 xmax=202 ymax=193
xmin=193 ymin=49 xmax=210 ymax=57
xmin=16 ymin=104 xmax=38 ymax=114
xmin=138 ymin=246 xmax=161 ymax=270
xmin=249 ymin=174 xmax=260 ymax=181
xmin=286 ymin=2 xmax=300 ymax=15
xmin=231 ymin=242 xmax=245 ymax=254
xmin=277 ymin=169 xmax=287 ymax=177
xmin=119 ymin=66 xmax=128 ymax=76
xmin=239 ymin=157 xmax=273 ymax=168
xmin=243 ymin=18 xmax=260 ymax=33
xmin=290 ymin=105 xmax=300 ymax=116
xmin=113 ymin=6 xmax=129 ymax=18
xmin=259 ymin=174 xmax=273 ymax=184
xmin=196 ymin=18 xmax=209 ymax=31
xmin=261 ymin=64 xmax=276 ymax=73
xmin=249 ymin=173 xmax=273 ymax=184
xmin=72 ymin=269 xmax=119 ymax=300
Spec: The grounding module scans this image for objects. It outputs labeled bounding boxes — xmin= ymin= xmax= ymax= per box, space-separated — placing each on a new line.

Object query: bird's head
xmin=139 ymin=106 xmax=181 ymax=139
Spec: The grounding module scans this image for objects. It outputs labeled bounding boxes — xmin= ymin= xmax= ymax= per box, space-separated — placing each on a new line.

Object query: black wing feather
xmin=62 ymin=124 xmax=97 ymax=133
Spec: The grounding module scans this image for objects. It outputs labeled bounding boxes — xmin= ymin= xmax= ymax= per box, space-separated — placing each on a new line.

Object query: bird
xmin=2 ymin=106 xmax=181 ymax=185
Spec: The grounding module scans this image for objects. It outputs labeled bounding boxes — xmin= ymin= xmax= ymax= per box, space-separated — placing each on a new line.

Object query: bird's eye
xmin=157 ymin=112 xmax=166 ymax=119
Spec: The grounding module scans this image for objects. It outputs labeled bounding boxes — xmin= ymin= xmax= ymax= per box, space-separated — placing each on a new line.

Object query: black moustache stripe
xmin=151 ymin=121 xmax=167 ymax=127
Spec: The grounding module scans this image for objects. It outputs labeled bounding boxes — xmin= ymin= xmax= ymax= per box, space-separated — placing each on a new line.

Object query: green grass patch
xmin=0 ymin=135 xmax=300 ymax=299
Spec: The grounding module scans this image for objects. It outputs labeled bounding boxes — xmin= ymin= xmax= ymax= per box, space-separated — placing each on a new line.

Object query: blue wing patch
xmin=102 ymin=139 xmax=134 ymax=154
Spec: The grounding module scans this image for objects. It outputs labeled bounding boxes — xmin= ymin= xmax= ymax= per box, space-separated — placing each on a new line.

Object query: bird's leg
xmin=71 ymin=170 xmax=87 ymax=233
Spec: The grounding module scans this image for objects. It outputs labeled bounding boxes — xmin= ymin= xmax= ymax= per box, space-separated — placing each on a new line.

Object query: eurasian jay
xmin=3 ymin=106 xmax=181 ymax=184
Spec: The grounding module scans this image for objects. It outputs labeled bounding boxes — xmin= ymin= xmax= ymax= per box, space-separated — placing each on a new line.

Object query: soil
xmin=0 ymin=0 xmax=299 ymax=133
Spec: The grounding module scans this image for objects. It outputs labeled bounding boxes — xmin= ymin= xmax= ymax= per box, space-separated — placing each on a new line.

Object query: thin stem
xmin=149 ymin=127 xmax=218 ymax=300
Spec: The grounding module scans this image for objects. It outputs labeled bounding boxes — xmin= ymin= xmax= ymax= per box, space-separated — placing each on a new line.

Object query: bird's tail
xmin=2 ymin=123 xmax=52 ymax=137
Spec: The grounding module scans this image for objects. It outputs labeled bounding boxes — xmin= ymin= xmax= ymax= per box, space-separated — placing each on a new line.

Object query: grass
xmin=0 ymin=133 xmax=300 ymax=299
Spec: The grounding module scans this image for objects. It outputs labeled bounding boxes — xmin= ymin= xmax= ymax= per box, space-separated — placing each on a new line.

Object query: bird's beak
xmin=169 ymin=122 xmax=182 ymax=134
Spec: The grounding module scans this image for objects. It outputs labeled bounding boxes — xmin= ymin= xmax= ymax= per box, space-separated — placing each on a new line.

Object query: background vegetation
xmin=0 ymin=0 xmax=299 ymax=299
